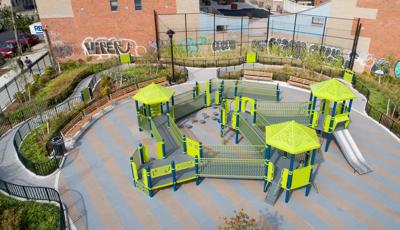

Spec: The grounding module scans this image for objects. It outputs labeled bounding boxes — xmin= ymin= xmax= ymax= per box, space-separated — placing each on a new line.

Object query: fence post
xmin=275 ymin=84 xmax=280 ymax=101
xmin=171 ymin=161 xmax=177 ymax=191
xmin=195 ymin=156 xmax=200 ymax=185
xmin=146 ymin=167 xmax=154 ymax=197
xmin=22 ymin=186 xmax=28 ymax=198
xmin=45 ymin=188 xmax=51 ymax=201
xmin=182 ymin=135 xmax=187 ymax=154
xmin=4 ymin=84 xmax=12 ymax=102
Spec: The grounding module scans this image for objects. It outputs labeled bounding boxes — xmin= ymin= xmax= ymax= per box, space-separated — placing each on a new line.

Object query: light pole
xmin=166 ymin=29 xmax=175 ymax=84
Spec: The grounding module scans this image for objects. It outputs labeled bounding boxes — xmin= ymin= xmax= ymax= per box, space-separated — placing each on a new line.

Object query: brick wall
xmin=41 ymin=0 xmax=177 ymax=60
xmin=357 ymin=0 xmax=400 ymax=60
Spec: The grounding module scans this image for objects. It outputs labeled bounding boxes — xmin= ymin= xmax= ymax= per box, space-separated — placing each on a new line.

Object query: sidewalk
xmin=0 ymin=43 xmax=49 ymax=88
xmin=0 ymin=127 xmax=56 ymax=188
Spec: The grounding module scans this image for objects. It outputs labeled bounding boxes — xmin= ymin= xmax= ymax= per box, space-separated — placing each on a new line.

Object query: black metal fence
xmin=0 ymin=52 xmax=52 ymax=111
xmin=12 ymin=96 xmax=82 ymax=176
xmin=0 ymin=179 xmax=66 ymax=230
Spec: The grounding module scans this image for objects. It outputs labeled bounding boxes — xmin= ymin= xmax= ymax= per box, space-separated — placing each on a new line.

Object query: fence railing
xmin=13 ymin=96 xmax=82 ymax=176
xmin=0 ymin=179 xmax=66 ymax=230
xmin=0 ymin=52 xmax=52 ymax=111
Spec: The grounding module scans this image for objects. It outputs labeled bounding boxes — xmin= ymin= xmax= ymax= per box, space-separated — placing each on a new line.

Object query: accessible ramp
xmin=238 ymin=113 xmax=264 ymax=146
xmin=152 ymin=115 xmax=182 ymax=157
xmin=333 ymin=128 xmax=372 ymax=175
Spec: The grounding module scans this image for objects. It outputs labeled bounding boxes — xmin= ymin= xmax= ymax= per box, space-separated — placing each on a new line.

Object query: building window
xmin=216 ymin=25 xmax=228 ymax=32
xmin=110 ymin=0 xmax=118 ymax=11
xmin=135 ymin=0 xmax=142 ymax=10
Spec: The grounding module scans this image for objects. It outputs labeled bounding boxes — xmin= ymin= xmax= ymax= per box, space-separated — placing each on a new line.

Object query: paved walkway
xmin=0 ymin=127 xmax=56 ymax=188
xmin=58 ymin=81 xmax=400 ymax=229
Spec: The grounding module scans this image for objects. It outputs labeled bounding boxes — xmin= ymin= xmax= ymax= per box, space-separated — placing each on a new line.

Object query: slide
xmin=333 ymin=129 xmax=372 ymax=175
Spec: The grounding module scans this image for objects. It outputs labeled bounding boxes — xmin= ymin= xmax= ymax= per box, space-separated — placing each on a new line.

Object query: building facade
xmin=36 ymin=0 xmax=399 ymax=74
xmin=35 ymin=0 xmax=199 ymax=60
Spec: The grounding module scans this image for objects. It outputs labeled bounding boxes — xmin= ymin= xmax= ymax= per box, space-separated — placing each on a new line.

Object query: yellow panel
xmin=197 ymin=83 xmax=201 ymax=95
xmin=267 ymin=161 xmax=274 ymax=182
xmin=206 ymin=82 xmax=211 ymax=106
xmin=241 ymin=97 xmax=255 ymax=114
xmin=156 ymin=141 xmax=164 ymax=159
xmin=186 ymin=138 xmax=200 ymax=157
xmin=177 ymin=176 xmax=196 ymax=183
xmin=142 ymin=145 xmax=151 ymax=163
xmin=311 ymin=111 xmax=319 ymax=128
xmin=142 ymin=168 xmax=148 ymax=188
xmin=153 ymin=182 xmax=174 ymax=190
xmin=131 ymin=161 xmax=139 ymax=181
xmin=176 ymin=161 xmax=195 ymax=171
xmin=215 ymin=91 xmax=220 ymax=105
xmin=324 ymin=100 xmax=330 ymax=115
xmin=232 ymin=112 xmax=237 ymax=129
xmin=234 ymin=97 xmax=240 ymax=112
xmin=290 ymin=166 xmax=312 ymax=190
xmin=221 ymin=109 xmax=227 ymax=125
xmin=281 ymin=168 xmax=289 ymax=189
xmin=151 ymin=165 xmax=172 ymax=178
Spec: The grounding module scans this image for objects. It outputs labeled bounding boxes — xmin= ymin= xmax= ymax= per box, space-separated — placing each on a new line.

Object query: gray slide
xmin=333 ymin=129 xmax=372 ymax=175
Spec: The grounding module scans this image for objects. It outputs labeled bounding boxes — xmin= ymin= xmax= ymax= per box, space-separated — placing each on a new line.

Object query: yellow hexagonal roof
xmin=133 ymin=83 xmax=175 ymax=104
xmin=265 ymin=121 xmax=321 ymax=155
xmin=310 ymin=79 xmax=356 ymax=102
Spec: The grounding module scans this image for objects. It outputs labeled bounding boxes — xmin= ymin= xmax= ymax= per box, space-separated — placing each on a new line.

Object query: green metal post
xmin=162 ymin=139 xmax=166 ymax=159
xmin=309 ymin=96 xmax=317 ymax=126
xmin=167 ymin=113 xmax=171 ymax=127
xmin=171 ymin=161 xmax=177 ymax=191
xmin=130 ymin=156 xmax=136 ymax=187
xmin=182 ymin=135 xmax=187 ymax=154
xmin=135 ymin=100 xmax=139 ymax=112
xmin=235 ymin=113 xmax=240 ymax=144
xmin=234 ymin=80 xmax=238 ymax=97
xmin=325 ymin=102 xmax=337 ymax=152
xmin=195 ymin=156 xmax=201 ymax=185
xmin=253 ymin=99 xmax=257 ymax=124
xmin=137 ymin=112 xmax=143 ymax=132
xmin=166 ymin=102 xmax=170 ymax=113
xmin=264 ymin=144 xmax=271 ymax=192
xmin=305 ymin=149 xmax=316 ymax=196
xmin=146 ymin=166 xmax=154 ymax=197
xmin=341 ymin=100 xmax=346 ymax=113
xmin=285 ymin=154 xmax=295 ymax=203
xmin=139 ymin=144 xmax=144 ymax=164
xmin=199 ymin=142 xmax=203 ymax=158
xmin=276 ymin=84 xmax=280 ymax=101
xmin=307 ymin=92 xmax=313 ymax=114
xmin=148 ymin=117 xmax=153 ymax=137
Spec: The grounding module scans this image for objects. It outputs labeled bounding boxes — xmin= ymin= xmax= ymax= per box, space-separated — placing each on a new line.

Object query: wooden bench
xmin=287 ymin=76 xmax=317 ymax=89
xmin=243 ymin=70 xmax=273 ymax=81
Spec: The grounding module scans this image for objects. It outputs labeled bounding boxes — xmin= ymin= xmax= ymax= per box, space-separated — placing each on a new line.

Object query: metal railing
xmin=0 ymin=179 xmax=66 ymax=230
xmin=13 ymin=96 xmax=82 ymax=176
xmin=0 ymin=52 xmax=52 ymax=111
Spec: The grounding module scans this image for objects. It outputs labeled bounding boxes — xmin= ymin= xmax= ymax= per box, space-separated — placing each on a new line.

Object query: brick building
xmin=35 ymin=0 xmax=199 ymax=60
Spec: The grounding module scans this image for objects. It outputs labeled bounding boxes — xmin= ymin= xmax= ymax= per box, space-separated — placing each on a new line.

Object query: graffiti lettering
xmin=395 ymin=61 xmax=400 ymax=78
xmin=82 ymin=37 xmax=146 ymax=56
xmin=212 ymin=40 xmax=235 ymax=52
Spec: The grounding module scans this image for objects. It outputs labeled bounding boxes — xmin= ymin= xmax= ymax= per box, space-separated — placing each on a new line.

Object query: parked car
xmin=0 ymin=55 xmax=6 ymax=66
xmin=0 ymin=42 xmax=17 ymax=58
xmin=17 ymin=34 xmax=40 ymax=46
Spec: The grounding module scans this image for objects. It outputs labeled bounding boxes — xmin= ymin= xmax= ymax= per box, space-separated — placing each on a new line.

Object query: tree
xmin=0 ymin=6 xmax=35 ymax=34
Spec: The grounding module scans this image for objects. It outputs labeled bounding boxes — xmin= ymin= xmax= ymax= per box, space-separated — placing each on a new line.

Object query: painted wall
xmin=36 ymin=0 xmax=74 ymax=18
xmin=38 ymin=0 xmax=177 ymax=60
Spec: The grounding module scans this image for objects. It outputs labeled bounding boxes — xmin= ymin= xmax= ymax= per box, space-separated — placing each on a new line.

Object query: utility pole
xmin=43 ymin=26 xmax=55 ymax=66
xmin=10 ymin=4 xmax=23 ymax=56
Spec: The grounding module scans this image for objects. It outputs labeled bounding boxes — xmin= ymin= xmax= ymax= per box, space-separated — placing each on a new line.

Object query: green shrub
xmin=44 ymin=66 xmax=55 ymax=77
xmin=0 ymin=193 xmax=60 ymax=230
xmin=102 ymin=86 xmax=112 ymax=96
xmin=14 ymin=92 xmax=26 ymax=103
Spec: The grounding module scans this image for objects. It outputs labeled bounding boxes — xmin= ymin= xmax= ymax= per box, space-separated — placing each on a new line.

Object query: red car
xmin=0 ymin=42 xmax=17 ymax=58
xmin=17 ymin=34 xmax=40 ymax=46
xmin=0 ymin=34 xmax=40 ymax=58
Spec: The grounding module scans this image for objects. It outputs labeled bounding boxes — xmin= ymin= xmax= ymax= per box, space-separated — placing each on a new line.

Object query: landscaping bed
xmin=0 ymin=193 xmax=60 ymax=230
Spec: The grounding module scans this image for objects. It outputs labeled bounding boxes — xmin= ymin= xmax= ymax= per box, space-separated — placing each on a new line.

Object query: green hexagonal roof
xmin=265 ymin=121 xmax=321 ymax=155
xmin=310 ymin=79 xmax=356 ymax=102
xmin=133 ymin=83 xmax=175 ymax=104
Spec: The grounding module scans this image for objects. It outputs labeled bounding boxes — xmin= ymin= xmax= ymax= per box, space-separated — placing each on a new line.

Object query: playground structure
xmin=129 ymin=77 xmax=371 ymax=205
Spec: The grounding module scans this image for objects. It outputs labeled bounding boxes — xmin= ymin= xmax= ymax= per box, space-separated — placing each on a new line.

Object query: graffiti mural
xmin=49 ymin=31 xmax=73 ymax=58
xmin=212 ymin=40 xmax=236 ymax=52
xmin=252 ymin=38 xmax=343 ymax=61
xmin=186 ymin=36 xmax=207 ymax=54
xmin=82 ymin=37 xmax=146 ymax=56
xmin=395 ymin=61 xmax=400 ymax=78
xmin=371 ymin=58 xmax=390 ymax=75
